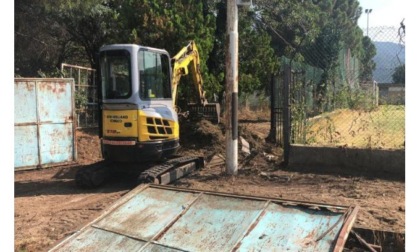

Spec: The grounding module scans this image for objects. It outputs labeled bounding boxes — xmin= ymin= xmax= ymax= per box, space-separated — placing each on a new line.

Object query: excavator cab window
xmin=100 ymin=50 xmax=132 ymax=99
xmin=138 ymin=50 xmax=171 ymax=100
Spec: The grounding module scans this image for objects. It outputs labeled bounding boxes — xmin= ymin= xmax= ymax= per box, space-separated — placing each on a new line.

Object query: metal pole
xmin=283 ymin=66 xmax=291 ymax=166
xmin=226 ymin=0 xmax=238 ymax=175
xmin=365 ymin=9 xmax=372 ymax=37
xmin=367 ymin=13 xmax=369 ymax=36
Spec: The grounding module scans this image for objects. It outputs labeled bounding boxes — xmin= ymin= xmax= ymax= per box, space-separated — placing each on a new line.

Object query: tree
xmin=392 ymin=64 xmax=405 ymax=84
xmin=289 ymin=0 xmax=364 ymax=110
xmin=14 ymin=0 xmax=364 ymax=104
xmin=254 ymin=0 xmax=324 ymax=59
xmin=238 ymin=10 xmax=280 ymax=96
xmin=112 ymin=0 xmax=217 ymax=102
xmin=15 ymin=0 xmax=119 ymax=76
xmin=359 ymin=36 xmax=377 ymax=81
xmin=207 ymin=2 xmax=280 ymax=100
xmin=51 ymin=0 xmax=118 ymax=69
xmin=207 ymin=1 xmax=227 ymax=98
xmin=15 ymin=0 xmax=73 ymax=77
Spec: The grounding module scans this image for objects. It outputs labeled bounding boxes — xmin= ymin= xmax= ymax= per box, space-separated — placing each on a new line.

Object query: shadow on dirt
xmin=77 ymin=128 xmax=99 ymax=136
xmin=14 ymin=164 xmax=141 ymax=198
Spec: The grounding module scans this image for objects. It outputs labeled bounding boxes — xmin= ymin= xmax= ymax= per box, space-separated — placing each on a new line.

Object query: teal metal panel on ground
xmin=54 ymin=227 xmax=147 ymax=251
xmin=142 ymin=243 xmax=186 ymax=252
xmin=236 ymin=202 xmax=345 ymax=252
xmin=50 ymin=185 xmax=359 ymax=252
xmin=157 ymin=194 xmax=266 ymax=252
xmin=94 ymin=187 xmax=200 ymax=241
xmin=14 ymin=78 xmax=76 ymax=170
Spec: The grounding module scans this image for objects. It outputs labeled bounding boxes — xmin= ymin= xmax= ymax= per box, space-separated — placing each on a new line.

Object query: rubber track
xmin=75 ymin=161 xmax=112 ymax=189
xmin=138 ymin=156 xmax=203 ymax=183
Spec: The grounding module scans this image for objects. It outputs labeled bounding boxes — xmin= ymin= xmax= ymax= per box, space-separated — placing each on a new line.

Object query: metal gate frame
xmin=270 ymin=66 xmax=310 ymax=166
xmin=61 ymin=63 xmax=98 ymax=129
xmin=269 ymin=66 xmax=291 ymax=165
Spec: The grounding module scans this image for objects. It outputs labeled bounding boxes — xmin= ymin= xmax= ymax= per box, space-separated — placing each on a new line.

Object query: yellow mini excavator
xmin=75 ymin=41 xmax=220 ymax=188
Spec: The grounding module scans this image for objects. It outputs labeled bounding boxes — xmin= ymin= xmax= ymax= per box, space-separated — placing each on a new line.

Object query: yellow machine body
xmin=98 ymin=42 xmax=219 ymax=162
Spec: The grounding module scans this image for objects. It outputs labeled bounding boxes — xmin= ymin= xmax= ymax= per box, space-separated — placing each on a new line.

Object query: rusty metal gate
xmin=14 ymin=78 xmax=77 ymax=170
xmin=269 ymin=74 xmax=284 ymax=146
xmin=50 ymin=184 xmax=359 ymax=252
xmin=270 ymin=64 xmax=318 ymax=164
xmin=269 ymin=66 xmax=292 ymax=164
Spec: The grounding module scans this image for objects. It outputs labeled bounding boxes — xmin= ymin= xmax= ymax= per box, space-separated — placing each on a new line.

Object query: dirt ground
xmin=14 ymin=110 xmax=405 ymax=252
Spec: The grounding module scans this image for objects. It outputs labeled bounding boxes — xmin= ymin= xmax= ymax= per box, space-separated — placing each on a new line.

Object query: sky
xmin=357 ymin=0 xmax=408 ymax=29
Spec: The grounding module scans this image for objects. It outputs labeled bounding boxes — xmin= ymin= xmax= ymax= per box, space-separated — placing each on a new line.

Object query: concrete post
xmin=226 ymin=0 xmax=239 ymax=175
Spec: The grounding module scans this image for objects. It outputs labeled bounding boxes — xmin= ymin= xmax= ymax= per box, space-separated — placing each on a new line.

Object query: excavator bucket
xmin=188 ymin=103 xmax=221 ymax=124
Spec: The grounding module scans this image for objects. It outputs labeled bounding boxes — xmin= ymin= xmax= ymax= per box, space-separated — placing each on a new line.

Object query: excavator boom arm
xmin=171 ymin=41 xmax=207 ymax=107
xmin=171 ymin=41 xmax=220 ymax=123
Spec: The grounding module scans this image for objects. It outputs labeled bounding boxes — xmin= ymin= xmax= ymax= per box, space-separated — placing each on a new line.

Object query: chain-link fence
xmin=271 ymin=24 xmax=405 ymax=151
xmin=61 ymin=63 xmax=99 ymax=129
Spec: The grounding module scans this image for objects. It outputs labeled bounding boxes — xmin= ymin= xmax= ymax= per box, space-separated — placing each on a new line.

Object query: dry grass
xmin=305 ymin=105 xmax=405 ymax=149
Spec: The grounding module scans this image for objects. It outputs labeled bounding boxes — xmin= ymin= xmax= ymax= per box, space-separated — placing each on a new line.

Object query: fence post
xmin=268 ymin=75 xmax=276 ymax=142
xmin=283 ymin=65 xmax=291 ymax=165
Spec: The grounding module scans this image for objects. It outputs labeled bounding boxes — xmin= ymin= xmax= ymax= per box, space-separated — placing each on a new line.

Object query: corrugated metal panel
xmin=157 ymin=194 xmax=266 ymax=252
xmin=14 ymin=78 xmax=76 ymax=170
xmin=53 ymin=227 xmax=147 ymax=251
xmin=142 ymin=243 xmax=186 ymax=252
xmin=39 ymin=124 xmax=74 ymax=164
xmin=236 ymin=202 xmax=345 ymax=251
xmin=14 ymin=125 xmax=39 ymax=167
xmin=14 ymin=81 xmax=37 ymax=124
xmin=37 ymin=81 xmax=73 ymax=123
xmin=94 ymin=187 xmax=200 ymax=241
xmin=50 ymin=185 xmax=359 ymax=252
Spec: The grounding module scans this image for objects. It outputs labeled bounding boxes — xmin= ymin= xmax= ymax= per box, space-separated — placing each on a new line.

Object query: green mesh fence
xmin=281 ymin=25 xmax=405 ymax=150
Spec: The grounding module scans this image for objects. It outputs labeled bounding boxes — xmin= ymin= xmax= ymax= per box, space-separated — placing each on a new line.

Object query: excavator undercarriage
xmin=75 ymin=156 xmax=204 ymax=188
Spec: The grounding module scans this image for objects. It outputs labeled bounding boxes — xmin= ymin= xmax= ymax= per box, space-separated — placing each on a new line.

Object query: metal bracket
xmin=237 ymin=0 xmax=252 ymax=6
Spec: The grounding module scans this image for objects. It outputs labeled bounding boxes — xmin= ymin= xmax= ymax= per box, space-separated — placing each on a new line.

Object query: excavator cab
xmin=99 ymin=45 xmax=180 ymax=162
xmin=98 ymin=41 xmax=220 ymax=163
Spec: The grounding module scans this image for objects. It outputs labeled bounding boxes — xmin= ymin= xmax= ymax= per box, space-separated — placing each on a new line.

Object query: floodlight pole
xmin=365 ymin=9 xmax=372 ymax=36
xmin=226 ymin=0 xmax=239 ymax=175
